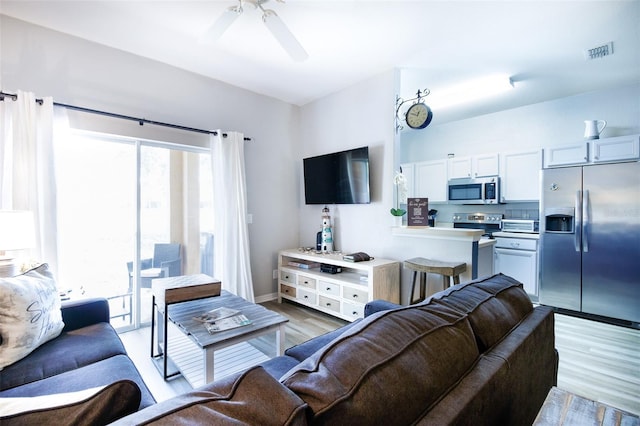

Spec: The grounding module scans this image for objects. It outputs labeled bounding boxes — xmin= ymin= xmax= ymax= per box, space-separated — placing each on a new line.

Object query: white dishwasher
xmin=493 ymin=234 xmax=539 ymax=301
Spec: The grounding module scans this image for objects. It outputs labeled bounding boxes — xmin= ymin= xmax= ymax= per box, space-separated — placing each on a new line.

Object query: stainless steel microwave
xmin=447 ymin=176 xmax=501 ymax=205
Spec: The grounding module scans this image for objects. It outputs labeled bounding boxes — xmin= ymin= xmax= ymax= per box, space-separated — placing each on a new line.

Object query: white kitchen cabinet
xmin=448 ymin=153 xmax=499 ymax=179
xmin=414 ymin=159 xmax=448 ymax=203
xmin=278 ymin=249 xmax=400 ymax=322
xmin=399 ymin=160 xmax=447 ymax=203
xmin=544 ymin=135 xmax=640 ymax=168
xmin=590 ymin=134 xmax=639 ymax=163
xmin=493 ymin=236 xmax=538 ymax=300
xmin=500 ymin=149 xmax=542 ymax=202
xmin=543 ymin=142 xmax=588 ymax=168
xmin=399 ymin=162 xmax=415 ymax=198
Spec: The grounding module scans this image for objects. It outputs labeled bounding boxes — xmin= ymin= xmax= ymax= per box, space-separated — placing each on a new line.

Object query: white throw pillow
xmin=0 ymin=264 xmax=65 ymax=370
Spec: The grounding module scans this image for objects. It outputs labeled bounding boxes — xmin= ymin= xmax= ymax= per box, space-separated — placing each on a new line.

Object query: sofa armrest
xmin=61 ymin=298 xmax=110 ymax=332
xmin=364 ymin=299 xmax=402 ymax=317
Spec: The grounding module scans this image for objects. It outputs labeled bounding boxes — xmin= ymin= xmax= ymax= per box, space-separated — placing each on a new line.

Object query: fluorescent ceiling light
xmin=428 ymin=75 xmax=514 ymax=110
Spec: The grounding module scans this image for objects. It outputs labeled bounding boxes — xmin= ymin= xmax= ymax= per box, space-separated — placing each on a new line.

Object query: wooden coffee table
xmin=533 ymin=387 xmax=639 ymax=426
xmin=151 ymin=288 xmax=288 ymax=387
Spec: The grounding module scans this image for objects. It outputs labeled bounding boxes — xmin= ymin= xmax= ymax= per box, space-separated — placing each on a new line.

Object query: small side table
xmin=533 ymin=387 xmax=639 ymax=426
xmin=151 ymin=274 xmax=221 ymax=380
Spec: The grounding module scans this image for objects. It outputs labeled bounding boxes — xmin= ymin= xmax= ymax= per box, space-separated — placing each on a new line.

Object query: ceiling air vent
xmin=585 ymin=42 xmax=614 ymax=60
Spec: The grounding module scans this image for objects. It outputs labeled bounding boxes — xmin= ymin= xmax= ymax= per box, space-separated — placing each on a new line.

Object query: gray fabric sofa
xmin=0 ymin=298 xmax=155 ymax=423
xmin=114 ymin=273 xmax=558 ymax=425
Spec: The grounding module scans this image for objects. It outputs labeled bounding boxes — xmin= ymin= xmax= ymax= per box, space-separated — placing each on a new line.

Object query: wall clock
xmin=405 ymin=102 xmax=433 ymax=129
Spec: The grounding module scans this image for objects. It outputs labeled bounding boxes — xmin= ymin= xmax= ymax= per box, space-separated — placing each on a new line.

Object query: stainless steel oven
xmin=452 ymin=212 xmax=502 ymax=237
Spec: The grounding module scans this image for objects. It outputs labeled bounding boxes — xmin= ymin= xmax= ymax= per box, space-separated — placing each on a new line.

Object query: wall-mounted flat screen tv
xmin=303 ymin=146 xmax=371 ymax=205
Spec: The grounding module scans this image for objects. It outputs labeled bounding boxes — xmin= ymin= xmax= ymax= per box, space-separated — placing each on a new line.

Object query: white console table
xmin=278 ymin=249 xmax=400 ymax=322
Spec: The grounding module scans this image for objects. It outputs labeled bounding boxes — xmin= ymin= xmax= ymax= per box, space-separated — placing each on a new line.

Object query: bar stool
xmin=404 ymin=257 xmax=467 ymax=304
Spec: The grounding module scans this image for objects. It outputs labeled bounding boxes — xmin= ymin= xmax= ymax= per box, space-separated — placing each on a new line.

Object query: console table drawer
xmin=318 ymin=295 xmax=340 ymax=313
xmin=343 ymin=286 xmax=368 ymax=303
xmin=342 ymin=301 xmax=365 ymax=319
xmin=280 ymin=284 xmax=296 ymax=298
xmin=319 ymin=280 xmax=340 ymax=296
xmin=297 ymin=275 xmax=317 ymax=289
xmin=280 ymin=271 xmax=295 ymax=284
xmin=297 ymin=288 xmax=317 ymax=304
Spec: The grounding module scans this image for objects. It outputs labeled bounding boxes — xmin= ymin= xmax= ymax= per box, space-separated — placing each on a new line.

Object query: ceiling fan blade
xmin=201 ymin=5 xmax=242 ymax=43
xmin=262 ymin=9 xmax=308 ymax=62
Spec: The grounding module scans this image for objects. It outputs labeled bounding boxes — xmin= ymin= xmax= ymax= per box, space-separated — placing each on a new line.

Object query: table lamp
xmin=0 ymin=210 xmax=36 ymax=277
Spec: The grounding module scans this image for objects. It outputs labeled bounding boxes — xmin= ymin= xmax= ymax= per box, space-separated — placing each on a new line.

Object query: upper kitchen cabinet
xmin=590 ymin=134 xmax=639 ymax=163
xmin=401 ymin=160 xmax=448 ymax=203
xmin=448 ymin=153 xmax=499 ymax=179
xmin=500 ymin=149 xmax=542 ymax=202
xmin=544 ymin=135 xmax=639 ymax=168
xmin=543 ymin=142 xmax=588 ymax=167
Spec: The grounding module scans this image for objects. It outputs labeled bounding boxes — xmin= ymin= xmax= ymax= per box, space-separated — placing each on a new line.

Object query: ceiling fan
xmin=202 ymin=0 xmax=308 ymax=62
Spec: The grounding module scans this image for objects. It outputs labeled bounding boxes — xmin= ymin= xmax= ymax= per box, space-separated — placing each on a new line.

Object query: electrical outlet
xmin=272 ymin=269 xmax=278 ymax=279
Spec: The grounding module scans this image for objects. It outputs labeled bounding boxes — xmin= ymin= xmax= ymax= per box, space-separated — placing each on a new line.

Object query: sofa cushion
xmin=0 ymin=354 xmax=155 ymax=410
xmin=111 ymin=366 xmax=308 ymax=425
xmin=0 ymin=264 xmax=65 ymax=370
xmin=430 ymin=273 xmax=533 ymax=352
xmin=0 ymin=379 xmax=141 ymax=426
xmin=281 ymin=303 xmax=479 ymax=425
xmin=0 ymin=322 xmax=127 ymax=391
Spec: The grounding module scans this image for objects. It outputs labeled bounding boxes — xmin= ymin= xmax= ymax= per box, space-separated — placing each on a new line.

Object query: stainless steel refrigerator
xmin=539 ymin=161 xmax=640 ymax=324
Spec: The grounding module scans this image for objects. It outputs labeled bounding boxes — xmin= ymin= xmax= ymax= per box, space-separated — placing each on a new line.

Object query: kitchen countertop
xmin=392 ymin=226 xmax=484 ymax=241
xmin=493 ymin=232 xmax=540 ymax=240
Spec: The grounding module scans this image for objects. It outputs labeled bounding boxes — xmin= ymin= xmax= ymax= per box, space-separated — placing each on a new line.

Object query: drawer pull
xmin=352 ymin=311 xmax=358 ymax=316
xmin=326 ymin=287 xmax=332 ymax=291
xmin=325 ymin=302 xmax=332 ymax=307
xmin=304 ymin=295 xmax=309 ymax=299
xmin=352 ymin=294 xmax=358 ymax=299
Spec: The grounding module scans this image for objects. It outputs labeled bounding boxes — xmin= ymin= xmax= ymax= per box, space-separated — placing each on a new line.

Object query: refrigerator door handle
xmin=583 ymin=190 xmax=589 ymax=252
xmin=575 ymin=190 xmax=582 ymax=252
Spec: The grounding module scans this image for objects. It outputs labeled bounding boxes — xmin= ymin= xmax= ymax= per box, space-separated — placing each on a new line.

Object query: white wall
xmin=297 ymin=70 xmax=399 ymax=254
xmin=0 ymin=15 xmax=300 ymax=299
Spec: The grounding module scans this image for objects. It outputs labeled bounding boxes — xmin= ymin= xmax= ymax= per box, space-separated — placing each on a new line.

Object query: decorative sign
xmin=407 ymin=198 xmax=429 ymax=227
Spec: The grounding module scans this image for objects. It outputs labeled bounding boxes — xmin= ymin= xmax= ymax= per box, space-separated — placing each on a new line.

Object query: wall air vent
xmin=585 ymin=42 xmax=614 ymax=60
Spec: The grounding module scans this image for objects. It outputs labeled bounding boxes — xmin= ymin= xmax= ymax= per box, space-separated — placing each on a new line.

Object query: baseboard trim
xmin=255 ymin=292 xmax=278 ymax=304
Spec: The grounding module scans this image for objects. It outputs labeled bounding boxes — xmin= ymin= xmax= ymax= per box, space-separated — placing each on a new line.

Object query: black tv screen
xmin=303 ymin=146 xmax=371 ymax=204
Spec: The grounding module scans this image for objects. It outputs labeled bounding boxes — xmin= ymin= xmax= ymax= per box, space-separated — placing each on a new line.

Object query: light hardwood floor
xmin=120 ymin=300 xmax=640 ymax=415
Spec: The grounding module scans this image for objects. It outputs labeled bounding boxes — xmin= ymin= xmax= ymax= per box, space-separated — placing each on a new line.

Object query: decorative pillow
xmin=0 ymin=264 xmax=65 ymax=370
xmin=0 ymin=379 xmax=141 ymax=425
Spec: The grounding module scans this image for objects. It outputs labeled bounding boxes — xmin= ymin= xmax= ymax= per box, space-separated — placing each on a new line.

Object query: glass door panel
xmin=55 ymin=133 xmax=136 ymax=330
xmin=139 ymin=145 xmax=171 ymax=325
xmin=56 ymin=131 xmax=213 ymax=331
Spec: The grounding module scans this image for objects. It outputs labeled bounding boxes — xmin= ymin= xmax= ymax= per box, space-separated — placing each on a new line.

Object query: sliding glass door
xmin=55 ymin=131 xmax=213 ymax=331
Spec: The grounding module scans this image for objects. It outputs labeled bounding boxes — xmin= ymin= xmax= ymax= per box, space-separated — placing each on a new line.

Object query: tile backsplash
xmin=504 ymin=208 xmax=539 ymax=220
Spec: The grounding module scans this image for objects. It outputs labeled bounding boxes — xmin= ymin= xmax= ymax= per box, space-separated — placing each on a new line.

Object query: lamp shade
xmin=0 ymin=210 xmax=36 ymax=252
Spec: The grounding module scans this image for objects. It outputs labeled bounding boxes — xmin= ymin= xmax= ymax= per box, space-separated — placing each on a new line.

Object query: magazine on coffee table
xmin=193 ymin=307 xmax=241 ymax=323
xmin=204 ymin=314 xmax=252 ymax=333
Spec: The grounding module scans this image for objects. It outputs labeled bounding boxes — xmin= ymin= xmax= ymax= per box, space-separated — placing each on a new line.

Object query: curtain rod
xmin=0 ymin=91 xmax=252 ymax=141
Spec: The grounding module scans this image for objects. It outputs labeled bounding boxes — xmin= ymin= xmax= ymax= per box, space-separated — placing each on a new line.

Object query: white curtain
xmin=0 ymin=90 xmax=58 ymax=274
xmin=210 ymin=131 xmax=255 ymax=301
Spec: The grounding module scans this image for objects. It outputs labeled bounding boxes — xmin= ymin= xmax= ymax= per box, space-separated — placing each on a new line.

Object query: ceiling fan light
xmin=201 ymin=4 xmax=243 ymax=43
xmin=262 ymin=9 xmax=308 ymax=62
